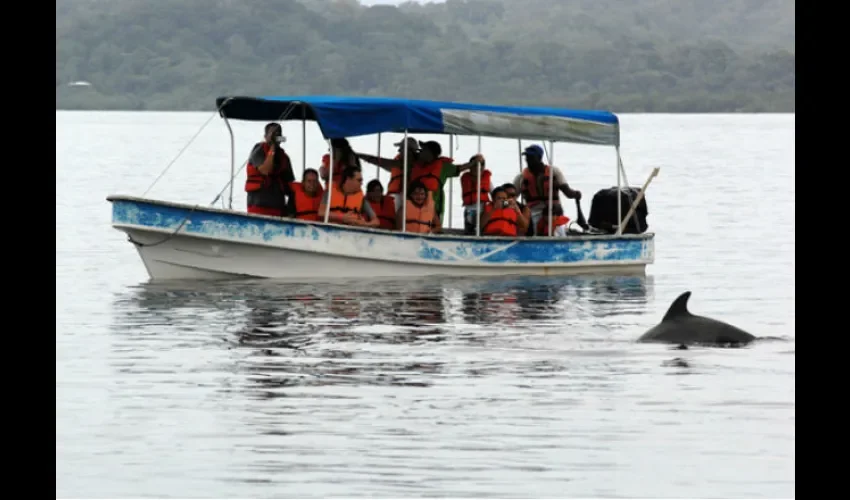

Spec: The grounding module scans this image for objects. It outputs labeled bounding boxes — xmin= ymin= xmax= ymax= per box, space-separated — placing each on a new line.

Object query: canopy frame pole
xmin=616 ymin=146 xmax=622 ymax=236
xmin=548 ymin=140 xmax=555 ymax=237
xmin=517 ymin=139 xmax=523 ymax=175
xmin=447 ymin=135 xmax=454 ymax=229
xmin=475 ymin=135 xmax=482 ymax=237
xmin=401 ymin=130 xmax=409 ymax=232
xmin=323 ymin=140 xmax=334 ymax=224
xmin=223 ymin=115 xmax=235 ymax=210
xmin=376 ymin=133 xmax=381 ymax=181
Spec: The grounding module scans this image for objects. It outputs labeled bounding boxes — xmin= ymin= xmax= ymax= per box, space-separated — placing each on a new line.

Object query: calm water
xmin=56 ymin=111 xmax=795 ymax=498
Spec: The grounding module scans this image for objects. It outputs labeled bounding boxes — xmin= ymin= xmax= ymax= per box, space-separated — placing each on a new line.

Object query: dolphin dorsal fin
xmin=662 ymin=291 xmax=692 ymax=321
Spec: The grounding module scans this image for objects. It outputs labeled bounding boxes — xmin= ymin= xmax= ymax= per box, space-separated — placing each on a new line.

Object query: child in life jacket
xmin=460 ymin=155 xmax=492 ymax=235
xmin=536 ymin=204 xmax=571 ymax=237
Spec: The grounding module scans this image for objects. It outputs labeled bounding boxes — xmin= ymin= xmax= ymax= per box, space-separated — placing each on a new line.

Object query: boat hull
xmin=108 ymin=196 xmax=655 ymax=282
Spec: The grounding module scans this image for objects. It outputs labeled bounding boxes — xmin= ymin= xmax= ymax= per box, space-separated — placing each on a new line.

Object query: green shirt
xmin=434 ymin=162 xmax=463 ymax=223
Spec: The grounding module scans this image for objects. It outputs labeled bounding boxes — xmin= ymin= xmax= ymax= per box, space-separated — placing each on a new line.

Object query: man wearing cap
xmin=356 ymin=137 xmax=421 ymax=211
xmin=512 ymin=144 xmax=581 ymax=235
xmin=414 ymin=140 xmax=487 ymax=224
xmin=358 ymin=138 xmax=483 ymax=222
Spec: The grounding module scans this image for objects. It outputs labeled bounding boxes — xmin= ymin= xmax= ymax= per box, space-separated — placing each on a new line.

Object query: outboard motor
xmin=587 ymin=186 xmax=649 ymax=234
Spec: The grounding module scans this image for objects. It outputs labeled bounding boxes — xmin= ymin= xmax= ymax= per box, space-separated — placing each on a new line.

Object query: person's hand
xmin=342 ymin=212 xmax=359 ymax=224
xmin=572 ymin=190 xmax=582 ymax=200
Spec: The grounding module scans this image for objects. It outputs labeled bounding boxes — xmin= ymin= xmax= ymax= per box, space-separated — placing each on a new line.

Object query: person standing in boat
xmin=358 ymin=139 xmax=482 ymax=222
xmin=245 ymin=122 xmax=295 ymax=217
xmin=512 ymin=144 xmax=581 ymax=235
xmin=319 ymin=138 xmax=361 ymax=189
xmin=460 ymin=155 xmax=492 ymax=235
xmin=413 ymin=141 xmax=482 ymax=225
xmin=356 ymin=137 xmax=421 ymax=211
xmin=316 ymin=166 xmax=380 ymax=228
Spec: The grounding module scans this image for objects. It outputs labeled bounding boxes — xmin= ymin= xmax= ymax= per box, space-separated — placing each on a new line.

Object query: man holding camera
xmin=479 ymin=186 xmax=529 ymax=237
xmin=245 ymin=122 xmax=295 ymax=217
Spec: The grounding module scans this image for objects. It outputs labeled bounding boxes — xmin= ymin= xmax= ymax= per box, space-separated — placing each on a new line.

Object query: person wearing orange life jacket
xmin=357 ymin=137 xmax=421 ymax=211
xmin=319 ymin=138 xmax=360 ymax=189
xmin=536 ymin=204 xmax=571 ymax=237
xmin=479 ymin=186 xmax=529 ymax=237
xmin=365 ymin=179 xmax=397 ymax=230
xmin=285 ymin=168 xmax=324 ymax=222
xmin=512 ymin=144 xmax=581 ymax=235
xmin=461 ymin=155 xmax=492 ymax=235
xmin=502 ymin=183 xmax=534 ymax=237
xmin=358 ymin=138 xmax=481 ymax=222
xmin=316 ymin=165 xmax=380 ymax=228
xmin=245 ymin=122 xmax=296 ymax=217
xmin=413 ymin=141 xmax=481 ymax=225
xmin=397 ymin=180 xmax=441 ymax=234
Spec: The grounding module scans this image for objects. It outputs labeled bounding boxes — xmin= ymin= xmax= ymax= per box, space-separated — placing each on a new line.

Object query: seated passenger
xmin=366 ymin=179 xmax=396 ymax=230
xmin=319 ymin=138 xmax=360 ymax=188
xmin=316 ymin=166 xmax=380 ymax=228
xmin=480 ymin=186 xmax=529 ymax=237
xmin=398 ymin=181 xmax=441 ymax=234
xmin=536 ymin=204 xmax=571 ymax=237
xmin=286 ymin=168 xmax=324 ymax=222
xmin=502 ymin=183 xmax=533 ymax=237
xmin=461 ymin=156 xmax=492 ymax=235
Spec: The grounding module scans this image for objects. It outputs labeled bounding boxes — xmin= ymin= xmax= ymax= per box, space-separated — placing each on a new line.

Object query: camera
xmin=501 ymin=200 xmax=510 ymax=208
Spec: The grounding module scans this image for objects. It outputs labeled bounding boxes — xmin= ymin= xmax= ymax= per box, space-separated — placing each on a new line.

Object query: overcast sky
xmin=359 ymin=0 xmax=446 ymax=5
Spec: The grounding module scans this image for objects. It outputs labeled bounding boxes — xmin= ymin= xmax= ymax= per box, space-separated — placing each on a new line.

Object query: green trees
xmin=55 ymin=0 xmax=795 ymax=112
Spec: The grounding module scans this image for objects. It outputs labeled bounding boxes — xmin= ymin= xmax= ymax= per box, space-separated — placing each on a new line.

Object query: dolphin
xmin=638 ymin=291 xmax=756 ymax=347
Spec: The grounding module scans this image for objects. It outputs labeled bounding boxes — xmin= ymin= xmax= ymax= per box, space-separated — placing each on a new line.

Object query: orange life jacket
xmin=328 ymin=185 xmax=364 ymax=219
xmin=320 ymin=153 xmax=345 ymax=185
xmin=290 ymin=182 xmax=324 ymax=222
xmin=410 ymin=157 xmax=449 ymax=193
xmin=403 ymin=197 xmax=436 ymax=233
xmin=537 ymin=214 xmax=570 ymax=236
xmin=387 ymin=153 xmax=406 ymax=194
xmin=460 ymin=169 xmax=492 ymax=206
xmin=483 ymin=203 xmax=518 ymax=236
xmin=520 ymin=165 xmax=560 ymax=208
xmin=369 ymin=196 xmax=396 ymax=230
xmin=245 ymin=143 xmax=291 ymax=193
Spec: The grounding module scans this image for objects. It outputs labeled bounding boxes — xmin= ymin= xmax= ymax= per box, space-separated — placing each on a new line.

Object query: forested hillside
xmin=55 ymin=0 xmax=795 ymax=112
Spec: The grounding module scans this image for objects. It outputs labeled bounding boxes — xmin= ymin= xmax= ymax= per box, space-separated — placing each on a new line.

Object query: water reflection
xmin=110 ymin=275 xmax=654 ymax=397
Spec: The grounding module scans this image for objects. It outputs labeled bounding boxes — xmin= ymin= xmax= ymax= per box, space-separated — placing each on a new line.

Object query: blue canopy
xmin=215 ymin=95 xmax=620 ymax=146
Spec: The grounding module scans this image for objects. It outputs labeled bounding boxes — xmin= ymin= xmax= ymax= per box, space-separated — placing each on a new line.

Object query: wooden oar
xmin=616 ymin=167 xmax=660 ymax=235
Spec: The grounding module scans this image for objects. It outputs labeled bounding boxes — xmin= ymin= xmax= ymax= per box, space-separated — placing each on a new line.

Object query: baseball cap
xmin=394 ymin=137 xmax=420 ymax=150
xmin=521 ymin=144 xmax=544 ymax=157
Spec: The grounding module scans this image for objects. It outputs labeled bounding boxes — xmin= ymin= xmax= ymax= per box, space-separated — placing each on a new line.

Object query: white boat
xmin=107 ymin=95 xmax=656 ymax=281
